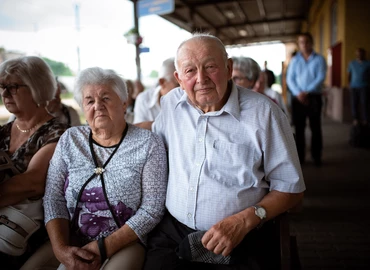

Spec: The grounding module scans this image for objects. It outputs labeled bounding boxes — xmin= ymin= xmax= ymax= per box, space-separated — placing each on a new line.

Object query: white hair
xmin=174 ymin=32 xmax=229 ymax=72
xmin=232 ymin=56 xmax=261 ymax=83
xmin=74 ymin=67 xmax=128 ymax=108
xmin=158 ymin=57 xmax=176 ymax=81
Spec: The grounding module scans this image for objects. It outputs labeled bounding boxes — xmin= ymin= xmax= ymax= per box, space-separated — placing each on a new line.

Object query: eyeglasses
xmin=0 ymin=83 xmax=28 ymax=96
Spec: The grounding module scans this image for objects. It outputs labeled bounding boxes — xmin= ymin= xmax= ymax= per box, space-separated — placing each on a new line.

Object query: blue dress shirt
xmin=287 ymin=51 xmax=327 ymax=96
xmin=347 ymin=60 xmax=370 ymax=88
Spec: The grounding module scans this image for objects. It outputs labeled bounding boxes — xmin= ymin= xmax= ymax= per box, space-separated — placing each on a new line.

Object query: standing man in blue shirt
xmin=348 ymin=48 xmax=370 ymax=126
xmin=287 ymin=32 xmax=327 ymax=166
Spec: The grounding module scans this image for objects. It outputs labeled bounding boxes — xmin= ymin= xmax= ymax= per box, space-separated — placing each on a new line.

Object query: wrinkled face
xmin=82 ymin=84 xmax=127 ymax=131
xmin=232 ymin=68 xmax=255 ymax=89
xmin=174 ymin=39 xmax=233 ymax=112
xmin=253 ymin=72 xmax=266 ymax=94
xmin=298 ymin=35 xmax=313 ymax=55
xmin=0 ymin=75 xmax=36 ymax=115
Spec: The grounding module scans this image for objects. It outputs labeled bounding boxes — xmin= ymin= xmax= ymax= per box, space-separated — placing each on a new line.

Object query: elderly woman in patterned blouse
xmin=22 ymin=67 xmax=168 ymax=270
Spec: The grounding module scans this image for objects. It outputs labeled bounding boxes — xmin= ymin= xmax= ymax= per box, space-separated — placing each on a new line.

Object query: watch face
xmin=256 ymin=207 xmax=266 ymax=219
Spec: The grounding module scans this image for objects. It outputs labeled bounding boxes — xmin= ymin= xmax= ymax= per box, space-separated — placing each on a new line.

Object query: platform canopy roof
xmin=156 ymin=0 xmax=312 ymax=46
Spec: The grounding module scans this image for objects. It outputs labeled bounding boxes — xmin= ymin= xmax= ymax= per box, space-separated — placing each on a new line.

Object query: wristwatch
xmin=253 ymin=205 xmax=267 ymax=221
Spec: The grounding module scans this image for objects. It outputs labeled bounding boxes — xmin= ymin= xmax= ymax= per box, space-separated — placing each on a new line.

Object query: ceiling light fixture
xmin=224 ymin=10 xmax=235 ymax=19
xmin=239 ymin=29 xmax=248 ymax=36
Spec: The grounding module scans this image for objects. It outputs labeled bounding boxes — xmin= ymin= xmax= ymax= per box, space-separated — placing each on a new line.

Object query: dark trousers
xmin=292 ymin=94 xmax=323 ymax=163
xmin=350 ymin=87 xmax=369 ymax=123
xmin=143 ymin=211 xmax=279 ymax=270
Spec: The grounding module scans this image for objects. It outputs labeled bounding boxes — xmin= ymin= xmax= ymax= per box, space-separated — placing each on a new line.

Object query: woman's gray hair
xmin=0 ymin=56 xmax=56 ymax=106
xmin=232 ymin=56 xmax=261 ymax=84
xmin=175 ymin=32 xmax=229 ymax=71
xmin=74 ymin=67 xmax=128 ymax=108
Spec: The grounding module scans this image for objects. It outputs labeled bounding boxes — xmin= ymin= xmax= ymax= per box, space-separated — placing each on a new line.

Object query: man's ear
xmin=227 ymin=58 xmax=233 ymax=79
xmin=174 ymin=71 xmax=184 ymax=89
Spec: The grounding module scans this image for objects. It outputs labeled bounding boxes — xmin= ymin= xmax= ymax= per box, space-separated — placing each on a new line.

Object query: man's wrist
xmin=243 ymin=207 xmax=263 ymax=230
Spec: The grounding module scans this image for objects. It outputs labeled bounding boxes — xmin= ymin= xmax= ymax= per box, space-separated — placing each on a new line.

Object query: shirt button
xmin=198 ymin=138 xmax=203 ymax=142
xmin=187 ymin=213 xmax=192 ymax=218
xmin=189 ymin=186 xmax=194 ymax=191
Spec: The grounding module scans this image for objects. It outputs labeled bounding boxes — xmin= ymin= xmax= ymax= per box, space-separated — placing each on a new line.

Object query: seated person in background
xmin=232 ymin=56 xmax=261 ymax=89
xmin=7 ymin=77 xmax=81 ymax=127
xmin=133 ymin=57 xmax=179 ymax=123
xmin=47 ymin=77 xmax=81 ymax=126
xmin=21 ymin=67 xmax=168 ymax=270
xmin=253 ymin=71 xmax=290 ymax=119
xmin=143 ymin=33 xmax=305 ymax=270
xmin=132 ymin=79 xmax=145 ymax=108
xmin=0 ymin=56 xmax=69 ymax=269
xmin=124 ymin=79 xmax=135 ymax=124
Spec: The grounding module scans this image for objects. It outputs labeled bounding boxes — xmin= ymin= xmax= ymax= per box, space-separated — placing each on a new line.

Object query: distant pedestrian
xmin=347 ymin=48 xmax=370 ymax=126
xmin=287 ymin=32 xmax=327 ymax=166
xmin=263 ymin=60 xmax=276 ymax=88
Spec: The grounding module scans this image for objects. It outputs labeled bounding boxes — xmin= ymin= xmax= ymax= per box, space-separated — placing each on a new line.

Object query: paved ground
xmin=290 ymin=118 xmax=370 ymax=269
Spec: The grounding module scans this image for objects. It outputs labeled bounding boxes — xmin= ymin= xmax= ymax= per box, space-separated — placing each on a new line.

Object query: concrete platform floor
xmin=289 ymin=118 xmax=370 ymax=269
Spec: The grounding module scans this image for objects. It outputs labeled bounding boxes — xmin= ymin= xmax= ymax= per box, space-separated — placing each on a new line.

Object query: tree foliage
xmin=42 ymin=57 xmax=74 ymax=76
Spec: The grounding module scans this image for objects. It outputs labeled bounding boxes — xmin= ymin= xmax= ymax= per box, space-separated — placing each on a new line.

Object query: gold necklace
xmin=15 ymin=121 xmax=43 ymax=133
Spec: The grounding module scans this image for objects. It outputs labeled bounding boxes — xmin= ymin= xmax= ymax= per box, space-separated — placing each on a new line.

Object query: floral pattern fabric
xmin=0 ymin=118 xmax=69 ymax=173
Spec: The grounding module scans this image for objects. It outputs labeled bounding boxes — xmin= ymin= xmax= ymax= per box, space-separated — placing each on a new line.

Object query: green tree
xmin=149 ymin=70 xmax=158 ymax=78
xmin=42 ymin=57 xmax=74 ymax=76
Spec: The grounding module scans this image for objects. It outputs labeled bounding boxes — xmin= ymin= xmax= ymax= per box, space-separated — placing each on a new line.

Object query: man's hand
xmin=201 ymin=212 xmax=255 ymax=257
xmin=55 ymin=244 xmax=100 ymax=270
xmin=297 ymin=91 xmax=309 ymax=105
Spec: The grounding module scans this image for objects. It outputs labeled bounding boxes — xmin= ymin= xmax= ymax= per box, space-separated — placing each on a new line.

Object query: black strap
xmin=70 ymin=124 xmax=128 ymax=229
xmin=98 ymin=236 xmax=107 ymax=264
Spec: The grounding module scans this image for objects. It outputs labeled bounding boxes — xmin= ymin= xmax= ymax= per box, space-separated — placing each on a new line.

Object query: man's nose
xmin=196 ymin=69 xmax=209 ymax=84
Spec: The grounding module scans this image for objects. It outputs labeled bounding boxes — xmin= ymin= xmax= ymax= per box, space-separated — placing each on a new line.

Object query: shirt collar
xmin=174 ymin=81 xmax=241 ymax=121
xmin=297 ymin=50 xmax=317 ymax=60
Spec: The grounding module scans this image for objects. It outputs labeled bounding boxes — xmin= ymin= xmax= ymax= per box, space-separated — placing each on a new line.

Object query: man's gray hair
xmin=74 ymin=67 xmax=128 ymax=108
xmin=158 ymin=57 xmax=176 ymax=81
xmin=175 ymin=32 xmax=229 ymax=71
xmin=232 ymin=57 xmax=261 ymax=84
xmin=0 ymin=56 xmax=56 ymax=106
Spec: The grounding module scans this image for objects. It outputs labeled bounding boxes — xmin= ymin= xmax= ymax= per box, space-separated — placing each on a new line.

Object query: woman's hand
xmin=56 ymin=244 xmax=100 ymax=270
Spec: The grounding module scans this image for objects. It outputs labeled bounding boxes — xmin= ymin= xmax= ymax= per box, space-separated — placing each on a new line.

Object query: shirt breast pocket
xmin=208 ymin=140 xmax=256 ymax=187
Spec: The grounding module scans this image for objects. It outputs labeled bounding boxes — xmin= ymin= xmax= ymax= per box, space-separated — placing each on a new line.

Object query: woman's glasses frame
xmin=0 ymin=84 xmax=28 ymax=96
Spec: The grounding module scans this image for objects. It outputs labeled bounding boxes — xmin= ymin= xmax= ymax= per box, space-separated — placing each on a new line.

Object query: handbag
xmin=0 ymin=150 xmax=43 ymax=256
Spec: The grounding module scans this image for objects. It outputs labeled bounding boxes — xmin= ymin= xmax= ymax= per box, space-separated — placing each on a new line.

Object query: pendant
xmin=94 ymin=167 xmax=105 ymax=175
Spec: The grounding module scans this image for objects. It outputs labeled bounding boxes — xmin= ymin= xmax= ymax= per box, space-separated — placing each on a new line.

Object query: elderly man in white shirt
xmin=142 ymin=33 xmax=305 ymax=270
xmin=133 ymin=57 xmax=179 ymax=123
